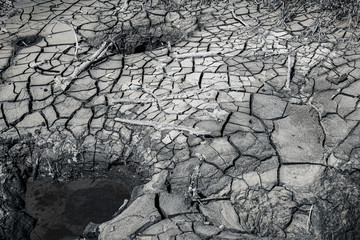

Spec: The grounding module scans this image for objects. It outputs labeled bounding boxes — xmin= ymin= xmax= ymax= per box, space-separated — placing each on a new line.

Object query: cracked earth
xmin=0 ymin=0 xmax=360 ymax=239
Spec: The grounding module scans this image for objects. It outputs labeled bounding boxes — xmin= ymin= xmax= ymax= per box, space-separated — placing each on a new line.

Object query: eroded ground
xmin=0 ymin=0 xmax=359 ymax=239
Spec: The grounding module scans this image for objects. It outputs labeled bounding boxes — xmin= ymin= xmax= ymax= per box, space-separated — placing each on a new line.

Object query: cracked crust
xmin=0 ymin=0 xmax=359 ymax=239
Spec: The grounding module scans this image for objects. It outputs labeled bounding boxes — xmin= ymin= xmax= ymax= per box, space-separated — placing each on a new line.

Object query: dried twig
xmin=112 ymin=199 xmax=128 ymax=217
xmin=109 ymin=85 xmax=244 ymax=106
xmin=231 ymin=9 xmax=250 ymax=27
xmin=307 ymin=96 xmax=322 ymax=120
xmin=167 ymin=40 xmax=172 ymax=51
xmin=114 ymin=118 xmax=210 ymax=135
xmin=172 ymin=51 xmax=220 ymax=59
xmin=30 ymin=60 xmax=47 ymax=68
xmin=109 ymin=97 xmax=156 ymax=105
xmin=196 ymin=196 xmax=230 ymax=202
xmin=164 ymin=85 xmax=244 ymax=100
xmin=0 ymin=26 xmax=8 ymax=33
xmin=64 ymin=20 xmax=80 ymax=60
xmin=143 ymin=87 xmax=162 ymax=108
xmin=58 ymin=41 xmax=112 ymax=82
xmin=307 ymin=204 xmax=314 ymax=231
xmin=285 ymin=53 xmax=292 ymax=90
xmin=31 ymin=157 xmax=40 ymax=181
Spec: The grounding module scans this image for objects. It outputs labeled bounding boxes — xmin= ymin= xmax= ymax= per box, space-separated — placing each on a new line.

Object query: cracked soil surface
xmin=0 ymin=0 xmax=360 ymax=239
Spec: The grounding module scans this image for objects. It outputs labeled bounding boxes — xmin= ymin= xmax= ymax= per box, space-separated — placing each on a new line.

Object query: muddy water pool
xmin=25 ymin=178 xmax=130 ymax=240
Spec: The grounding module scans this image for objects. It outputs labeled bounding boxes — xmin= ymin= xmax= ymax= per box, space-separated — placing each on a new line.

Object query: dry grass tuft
xmin=263 ymin=0 xmax=360 ymax=28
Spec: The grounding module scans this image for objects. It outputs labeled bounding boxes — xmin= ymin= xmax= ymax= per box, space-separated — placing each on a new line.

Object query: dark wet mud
xmin=25 ymin=178 xmax=130 ymax=240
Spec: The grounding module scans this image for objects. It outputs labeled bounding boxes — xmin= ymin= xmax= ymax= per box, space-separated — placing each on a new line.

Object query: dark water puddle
xmin=25 ymin=178 xmax=131 ymax=240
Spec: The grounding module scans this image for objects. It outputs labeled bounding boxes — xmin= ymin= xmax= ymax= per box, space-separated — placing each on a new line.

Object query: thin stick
xmin=0 ymin=26 xmax=8 ymax=33
xmin=112 ymin=199 xmax=128 ymax=217
xmin=285 ymin=53 xmax=292 ymax=90
xmin=109 ymin=98 xmax=156 ymax=105
xmin=163 ymin=85 xmax=244 ymax=100
xmin=64 ymin=20 xmax=80 ymax=60
xmin=231 ymin=10 xmax=250 ymax=27
xmin=167 ymin=40 xmax=172 ymax=51
xmin=143 ymin=87 xmax=162 ymax=109
xmin=307 ymin=204 xmax=313 ymax=231
xmin=30 ymin=60 xmax=48 ymax=68
xmin=197 ymin=196 xmax=230 ymax=202
xmin=60 ymin=41 xmax=112 ymax=82
xmin=31 ymin=157 xmax=40 ymax=180
xmin=172 ymin=51 xmax=220 ymax=59
xmin=114 ymin=118 xmax=210 ymax=136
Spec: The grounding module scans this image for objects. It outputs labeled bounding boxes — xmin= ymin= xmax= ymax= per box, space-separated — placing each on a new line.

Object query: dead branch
xmin=59 ymin=41 xmax=112 ymax=82
xmin=143 ymin=87 xmax=162 ymax=109
xmin=307 ymin=204 xmax=313 ymax=231
xmin=112 ymin=199 xmax=128 ymax=217
xmin=30 ymin=60 xmax=48 ymax=68
xmin=0 ymin=26 xmax=8 ymax=33
xmin=114 ymin=118 xmax=210 ymax=136
xmin=231 ymin=9 xmax=250 ymax=27
xmin=64 ymin=20 xmax=80 ymax=60
xmin=285 ymin=53 xmax=292 ymax=90
xmin=109 ymin=85 xmax=244 ymax=106
xmin=109 ymin=97 xmax=156 ymax=105
xmin=195 ymin=196 xmax=230 ymax=202
xmin=163 ymin=85 xmax=244 ymax=100
xmin=172 ymin=51 xmax=220 ymax=59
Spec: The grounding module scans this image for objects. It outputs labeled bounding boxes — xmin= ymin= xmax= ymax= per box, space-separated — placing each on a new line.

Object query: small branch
xmin=109 ymin=85 xmax=244 ymax=106
xmin=172 ymin=51 xmax=220 ymax=59
xmin=196 ymin=196 xmax=230 ymax=202
xmin=64 ymin=20 xmax=80 ymax=60
xmin=114 ymin=118 xmax=210 ymax=136
xmin=30 ymin=60 xmax=48 ymax=68
xmin=31 ymin=157 xmax=40 ymax=181
xmin=307 ymin=204 xmax=314 ymax=231
xmin=285 ymin=53 xmax=292 ymax=91
xmin=113 ymin=199 xmax=128 ymax=217
xmin=59 ymin=41 xmax=112 ymax=82
xmin=231 ymin=10 xmax=250 ymax=27
xmin=0 ymin=26 xmax=9 ymax=33
xmin=307 ymin=96 xmax=322 ymax=120
xmin=167 ymin=40 xmax=172 ymax=51
xmin=109 ymin=97 xmax=156 ymax=105
xmin=143 ymin=87 xmax=162 ymax=109
xmin=163 ymin=85 xmax=244 ymax=100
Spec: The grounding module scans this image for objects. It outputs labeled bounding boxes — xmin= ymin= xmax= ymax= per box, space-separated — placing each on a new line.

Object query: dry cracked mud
xmin=0 ymin=0 xmax=359 ymax=239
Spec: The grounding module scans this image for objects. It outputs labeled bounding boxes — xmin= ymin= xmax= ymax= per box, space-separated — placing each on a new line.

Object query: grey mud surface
xmin=0 ymin=0 xmax=359 ymax=239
